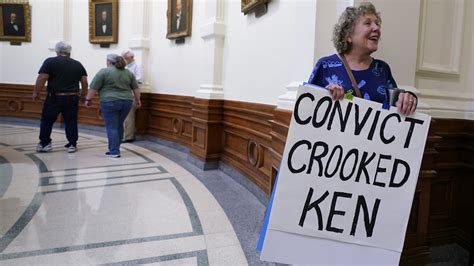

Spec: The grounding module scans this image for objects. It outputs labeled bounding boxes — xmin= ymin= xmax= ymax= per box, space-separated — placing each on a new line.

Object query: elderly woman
xmin=85 ymin=54 xmax=141 ymax=158
xmin=308 ymin=2 xmax=417 ymax=116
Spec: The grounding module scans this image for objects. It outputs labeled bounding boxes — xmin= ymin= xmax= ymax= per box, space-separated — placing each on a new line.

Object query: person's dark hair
xmin=106 ymin=54 xmax=126 ymax=69
xmin=332 ymin=2 xmax=381 ymax=54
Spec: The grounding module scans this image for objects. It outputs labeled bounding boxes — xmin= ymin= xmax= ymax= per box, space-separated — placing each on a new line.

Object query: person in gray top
xmin=85 ymin=54 xmax=141 ymax=158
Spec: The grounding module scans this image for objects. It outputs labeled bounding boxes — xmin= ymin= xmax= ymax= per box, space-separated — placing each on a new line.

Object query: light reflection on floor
xmin=0 ymin=124 xmax=247 ymax=265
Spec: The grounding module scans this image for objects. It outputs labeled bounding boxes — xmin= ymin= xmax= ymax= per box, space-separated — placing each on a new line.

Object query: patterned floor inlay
xmin=0 ymin=124 xmax=247 ymax=265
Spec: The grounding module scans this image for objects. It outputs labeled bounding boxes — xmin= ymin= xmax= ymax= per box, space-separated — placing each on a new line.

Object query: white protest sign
xmin=260 ymin=84 xmax=431 ymax=264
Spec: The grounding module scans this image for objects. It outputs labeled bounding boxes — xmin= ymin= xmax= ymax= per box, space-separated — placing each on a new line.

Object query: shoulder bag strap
xmin=339 ymin=53 xmax=362 ymax=98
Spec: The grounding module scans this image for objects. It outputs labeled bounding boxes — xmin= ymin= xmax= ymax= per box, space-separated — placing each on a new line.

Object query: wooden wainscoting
xmin=137 ymin=93 xmax=194 ymax=147
xmin=0 ymin=83 xmax=103 ymax=126
xmin=221 ymin=100 xmax=275 ymax=194
xmin=1 ymin=83 xmax=473 ymax=263
xmin=190 ymin=98 xmax=224 ymax=165
xmin=429 ymin=119 xmax=474 ymax=250
xmin=0 ymin=83 xmax=46 ymax=120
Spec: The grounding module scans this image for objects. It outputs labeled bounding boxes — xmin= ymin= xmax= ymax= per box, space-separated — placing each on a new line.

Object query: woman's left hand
xmin=396 ymin=92 xmax=417 ymax=116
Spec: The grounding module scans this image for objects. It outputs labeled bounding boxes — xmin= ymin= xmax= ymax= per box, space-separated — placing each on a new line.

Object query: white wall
xmin=68 ymin=0 xmax=144 ymax=86
xmin=147 ymin=0 xmax=208 ymax=97
xmin=415 ymin=0 xmax=474 ymax=119
xmin=314 ymin=0 xmax=353 ymax=63
xmin=0 ymin=0 xmax=149 ymax=87
xmin=0 ymin=0 xmax=473 ymax=120
xmin=364 ymin=0 xmax=421 ymax=87
xmin=222 ymin=0 xmax=317 ymax=104
xmin=0 ymin=0 xmax=57 ymax=85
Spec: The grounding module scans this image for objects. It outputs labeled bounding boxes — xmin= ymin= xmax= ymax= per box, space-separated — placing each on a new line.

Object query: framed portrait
xmin=0 ymin=3 xmax=31 ymax=42
xmin=166 ymin=0 xmax=192 ymax=39
xmin=89 ymin=0 xmax=118 ymax=44
xmin=241 ymin=0 xmax=269 ymax=15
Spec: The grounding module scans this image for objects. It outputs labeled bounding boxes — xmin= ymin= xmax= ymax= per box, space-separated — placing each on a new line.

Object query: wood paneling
xmin=1 ymin=83 xmax=473 ymax=264
xmin=269 ymin=108 xmax=292 ymax=191
xmin=0 ymin=83 xmax=103 ymax=125
xmin=429 ymin=119 xmax=474 ymax=249
xmin=221 ymin=100 xmax=274 ymax=194
xmin=190 ymin=98 xmax=223 ymax=164
xmin=140 ymin=93 xmax=193 ymax=147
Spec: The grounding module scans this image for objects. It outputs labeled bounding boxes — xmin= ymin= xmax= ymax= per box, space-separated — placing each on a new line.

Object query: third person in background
xmin=121 ymin=50 xmax=144 ymax=143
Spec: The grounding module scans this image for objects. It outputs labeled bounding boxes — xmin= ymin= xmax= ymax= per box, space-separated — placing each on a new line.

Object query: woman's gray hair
xmin=332 ymin=2 xmax=381 ymax=54
xmin=106 ymin=53 xmax=127 ymax=69
xmin=121 ymin=50 xmax=134 ymax=58
xmin=55 ymin=41 xmax=72 ymax=55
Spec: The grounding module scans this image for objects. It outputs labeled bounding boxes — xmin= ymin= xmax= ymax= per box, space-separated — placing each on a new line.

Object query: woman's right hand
xmin=325 ymin=84 xmax=345 ymax=100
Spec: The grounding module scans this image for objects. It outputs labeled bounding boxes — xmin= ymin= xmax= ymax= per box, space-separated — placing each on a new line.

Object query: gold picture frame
xmin=241 ymin=0 xmax=269 ymax=15
xmin=0 ymin=3 xmax=31 ymax=42
xmin=167 ymin=0 xmax=192 ymax=39
xmin=89 ymin=0 xmax=118 ymax=44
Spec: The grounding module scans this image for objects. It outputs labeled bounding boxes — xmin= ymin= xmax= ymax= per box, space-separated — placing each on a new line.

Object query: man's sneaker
xmin=36 ymin=143 xmax=52 ymax=152
xmin=105 ymin=152 xmax=121 ymax=158
xmin=67 ymin=146 xmax=77 ymax=153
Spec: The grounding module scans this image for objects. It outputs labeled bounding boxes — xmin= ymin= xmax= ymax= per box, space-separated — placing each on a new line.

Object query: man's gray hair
xmin=121 ymin=50 xmax=134 ymax=58
xmin=55 ymin=41 xmax=72 ymax=55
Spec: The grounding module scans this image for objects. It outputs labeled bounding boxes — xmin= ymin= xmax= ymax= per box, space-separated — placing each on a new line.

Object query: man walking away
xmin=33 ymin=41 xmax=88 ymax=153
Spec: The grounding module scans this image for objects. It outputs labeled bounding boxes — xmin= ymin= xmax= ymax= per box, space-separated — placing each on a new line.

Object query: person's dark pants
xmin=100 ymin=100 xmax=133 ymax=155
xmin=39 ymin=94 xmax=79 ymax=146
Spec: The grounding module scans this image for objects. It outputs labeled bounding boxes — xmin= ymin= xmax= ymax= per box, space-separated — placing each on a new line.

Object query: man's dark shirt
xmin=4 ymin=22 xmax=24 ymax=36
xmin=38 ymin=56 xmax=87 ymax=93
xmin=96 ymin=21 xmax=112 ymax=36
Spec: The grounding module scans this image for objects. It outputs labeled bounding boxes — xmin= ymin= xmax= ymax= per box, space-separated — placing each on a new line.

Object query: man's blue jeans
xmin=39 ymin=94 xmax=79 ymax=146
xmin=100 ymin=100 xmax=133 ymax=155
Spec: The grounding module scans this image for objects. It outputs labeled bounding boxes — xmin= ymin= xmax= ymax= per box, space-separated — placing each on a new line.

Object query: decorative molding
xmin=417 ymin=0 xmax=465 ymax=75
xmin=200 ymin=21 xmax=226 ymax=40
xmin=419 ymin=89 xmax=474 ymax=101
xmin=7 ymin=100 xmax=22 ymax=112
xmin=196 ymin=84 xmax=224 ymax=99
xmin=276 ymin=81 xmax=302 ymax=111
xmin=127 ymin=37 xmax=150 ymax=50
xmin=416 ymin=88 xmax=474 ymax=120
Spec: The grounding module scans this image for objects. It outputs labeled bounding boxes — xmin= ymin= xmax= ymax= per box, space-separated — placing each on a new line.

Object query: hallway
xmin=0 ymin=123 xmax=265 ymax=265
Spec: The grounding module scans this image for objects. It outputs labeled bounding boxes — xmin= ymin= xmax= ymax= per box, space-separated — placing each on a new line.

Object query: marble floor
xmin=0 ymin=122 xmax=269 ymax=265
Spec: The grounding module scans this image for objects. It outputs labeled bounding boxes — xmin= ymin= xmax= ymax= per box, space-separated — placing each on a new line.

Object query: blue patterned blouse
xmin=308 ymin=54 xmax=397 ymax=104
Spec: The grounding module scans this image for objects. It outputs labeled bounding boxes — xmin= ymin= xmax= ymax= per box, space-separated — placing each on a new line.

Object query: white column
xmin=127 ymin=0 xmax=151 ymax=92
xmin=46 ymin=0 xmax=68 ymax=51
xmin=277 ymin=0 xmax=352 ymax=111
xmin=276 ymin=81 xmax=305 ymax=111
xmin=63 ymin=0 xmax=72 ymax=43
xmin=195 ymin=0 xmax=226 ymax=99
